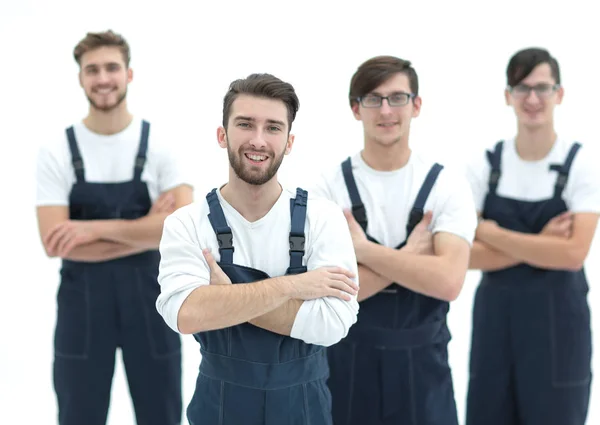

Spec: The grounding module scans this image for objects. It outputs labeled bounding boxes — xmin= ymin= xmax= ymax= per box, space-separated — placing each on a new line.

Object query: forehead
xmin=80 ymin=46 xmax=125 ymax=68
xmin=230 ymin=94 xmax=288 ymax=125
xmin=369 ymin=73 xmax=411 ymax=94
xmin=520 ymin=63 xmax=555 ymax=85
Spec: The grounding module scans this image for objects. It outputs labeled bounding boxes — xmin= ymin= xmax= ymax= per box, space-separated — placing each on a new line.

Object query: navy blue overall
xmin=326 ymin=157 xmax=458 ymax=425
xmin=186 ymin=188 xmax=333 ymax=425
xmin=466 ymin=141 xmax=592 ymax=425
xmin=53 ymin=120 xmax=182 ymax=425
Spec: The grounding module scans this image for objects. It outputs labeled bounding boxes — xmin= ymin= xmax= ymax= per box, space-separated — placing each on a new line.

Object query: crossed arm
xmin=470 ymin=212 xmax=599 ymax=271
xmin=355 ymin=232 xmax=471 ymax=302
xmin=36 ymin=184 xmax=193 ymax=262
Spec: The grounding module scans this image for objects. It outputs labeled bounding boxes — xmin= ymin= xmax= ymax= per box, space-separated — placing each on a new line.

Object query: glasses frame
xmin=355 ymin=92 xmax=416 ymax=108
xmin=507 ymin=83 xmax=561 ymax=99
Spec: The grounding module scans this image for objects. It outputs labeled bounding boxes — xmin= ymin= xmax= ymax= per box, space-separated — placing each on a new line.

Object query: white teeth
xmin=246 ymin=154 xmax=267 ymax=161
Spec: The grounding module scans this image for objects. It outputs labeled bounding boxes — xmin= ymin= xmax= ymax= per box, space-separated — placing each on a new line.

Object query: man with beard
xmin=35 ymin=30 xmax=193 ymax=425
xmin=155 ymin=73 xmax=360 ymax=425
xmin=309 ymin=55 xmax=477 ymax=425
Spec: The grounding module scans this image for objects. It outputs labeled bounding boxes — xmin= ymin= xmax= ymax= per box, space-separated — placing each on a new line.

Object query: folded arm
xmin=477 ymin=213 xmax=599 ymax=271
xmin=469 ymin=240 xmax=520 ymax=271
xmin=357 ymin=232 xmax=471 ymax=302
xmin=37 ymin=205 xmax=146 ymax=261
xmin=91 ymin=184 xmax=193 ymax=249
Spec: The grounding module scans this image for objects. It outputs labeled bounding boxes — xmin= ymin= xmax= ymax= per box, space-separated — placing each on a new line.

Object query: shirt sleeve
xmin=431 ymin=167 xmax=479 ymax=246
xmin=35 ymin=143 xmax=71 ymax=207
xmin=463 ymin=151 xmax=490 ymax=214
xmin=289 ymin=200 xmax=359 ymax=347
xmin=156 ymin=210 xmax=210 ymax=333
xmin=565 ymin=145 xmax=600 ymax=214
xmin=154 ymin=136 xmax=196 ymax=192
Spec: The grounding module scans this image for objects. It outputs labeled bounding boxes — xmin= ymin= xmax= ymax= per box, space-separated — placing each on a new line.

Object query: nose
xmin=379 ymin=98 xmax=393 ymax=114
xmin=524 ymin=89 xmax=541 ymax=104
xmin=249 ymin=130 xmax=268 ymax=149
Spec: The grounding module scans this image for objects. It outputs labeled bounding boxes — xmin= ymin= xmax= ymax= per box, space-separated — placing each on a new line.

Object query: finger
xmin=326 ymin=288 xmax=353 ymax=301
xmin=56 ymin=231 xmax=75 ymax=257
xmin=202 ymin=248 xmax=217 ymax=269
xmin=323 ymin=266 xmax=356 ymax=279
xmin=419 ymin=211 xmax=433 ymax=228
xmin=47 ymin=225 xmax=70 ymax=255
xmin=44 ymin=222 xmax=66 ymax=247
xmin=329 ymin=274 xmax=359 ymax=292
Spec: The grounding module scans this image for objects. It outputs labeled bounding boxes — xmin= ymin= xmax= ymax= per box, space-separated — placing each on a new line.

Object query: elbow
xmin=562 ymin=250 xmax=586 ymax=272
xmin=176 ymin=306 xmax=205 ymax=335
xmin=439 ymin=276 xmax=465 ymax=302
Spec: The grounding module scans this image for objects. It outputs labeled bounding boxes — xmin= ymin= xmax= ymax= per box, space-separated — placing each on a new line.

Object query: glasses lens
xmin=362 ymin=95 xmax=381 ymax=107
xmin=388 ymin=93 xmax=409 ymax=106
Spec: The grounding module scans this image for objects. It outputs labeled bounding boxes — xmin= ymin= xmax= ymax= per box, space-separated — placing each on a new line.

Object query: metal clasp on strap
xmin=217 ymin=232 xmax=234 ymax=250
xmin=289 ymin=235 xmax=305 ymax=253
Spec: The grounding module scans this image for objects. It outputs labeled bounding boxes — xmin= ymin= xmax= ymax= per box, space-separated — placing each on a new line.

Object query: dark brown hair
xmin=506 ymin=47 xmax=560 ymax=87
xmin=349 ymin=56 xmax=419 ymax=107
xmin=73 ymin=30 xmax=131 ymax=67
xmin=222 ymin=73 xmax=300 ymax=132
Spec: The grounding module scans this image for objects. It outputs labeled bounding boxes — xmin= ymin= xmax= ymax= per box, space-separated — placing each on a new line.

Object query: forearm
xmin=469 ymin=240 xmax=520 ymax=271
xmin=248 ymin=299 xmax=304 ymax=336
xmin=356 ymin=264 xmax=393 ymax=301
xmin=358 ymin=242 xmax=461 ymax=301
xmin=480 ymin=228 xmax=584 ymax=271
xmin=178 ymin=276 xmax=293 ymax=334
xmin=61 ymin=240 xmax=147 ymax=262
xmin=93 ymin=213 xmax=170 ymax=250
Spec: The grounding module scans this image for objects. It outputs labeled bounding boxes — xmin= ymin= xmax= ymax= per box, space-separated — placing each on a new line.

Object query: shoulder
xmin=165 ymin=197 xmax=209 ymax=229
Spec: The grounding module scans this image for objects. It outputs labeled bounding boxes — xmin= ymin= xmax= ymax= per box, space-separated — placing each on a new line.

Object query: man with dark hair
xmin=310 ymin=55 xmax=477 ymax=425
xmin=35 ymin=30 xmax=193 ymax=425
xmin=156 ymin=73 xmax=360 ymax=425
xmin=465 ymin=47 xmax=598 ymax=425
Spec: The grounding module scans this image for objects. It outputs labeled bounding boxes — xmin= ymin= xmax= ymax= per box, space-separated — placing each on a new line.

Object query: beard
xmin=86 ymin=88 xmax=127 ymax=112
xmin=227 ymin=141 xmax=286 ymax=186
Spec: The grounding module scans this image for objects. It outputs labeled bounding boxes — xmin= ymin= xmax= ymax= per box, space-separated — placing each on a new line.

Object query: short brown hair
xmin=506 ymin=47 xmax=560 ymax=87
xmin=73 ymin=30 xmax=131 ymax=67
xmin=349 ymin=56 xmax=419 ymax=107
xmin=222 ymin=73 xmax=300 ymax=132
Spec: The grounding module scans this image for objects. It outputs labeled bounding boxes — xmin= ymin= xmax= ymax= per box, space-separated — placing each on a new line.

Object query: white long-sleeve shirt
xmin=156 ymin=186 xmax=360 ymax=347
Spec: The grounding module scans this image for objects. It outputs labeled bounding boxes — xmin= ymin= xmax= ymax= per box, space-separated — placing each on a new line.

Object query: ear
xmin=284 ymin=133 xmax=295 ymax=155
xmin=504 ymin=88 xmax=512 ymax=106
xmin=412 ymin=96 xmax=422 ymax=118
xmin=351 ymin=102 xmax=362 ymax=121
xmin=555 ymin=85 xmax=564 ymax=105
xmin=217 ymin=126 xmax=228 ymax=149
xmin=78 ymin=71 xmax=83 ymax=88
xmin=127 ymin=67 xmax=133 ymax=84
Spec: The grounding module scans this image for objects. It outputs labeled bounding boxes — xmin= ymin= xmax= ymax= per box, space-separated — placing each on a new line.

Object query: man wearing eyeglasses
xmin=309 ymin=55 xmax=477 ymax=425
xmin=465 ymin=48 xmax=598 ymax=425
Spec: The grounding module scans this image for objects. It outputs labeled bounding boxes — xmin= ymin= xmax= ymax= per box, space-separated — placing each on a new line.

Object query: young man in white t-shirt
xmin=155 ymin=73 xmax=360 ymax=425
xmin=465 ymin=47 xmax=599 ymax=425
xmin=310 ymin=56 xmax=477 ymax=425
xmin=35 ymin=30 xmax=193 ymax=425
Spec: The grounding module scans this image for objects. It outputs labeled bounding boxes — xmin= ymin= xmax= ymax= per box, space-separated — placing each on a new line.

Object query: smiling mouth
xmin=94 ymin=87 xmax=116 ymax=94
xmin=378 ymin=122 xmax=398 ymax=127
xmin=244 ymin=153 xmax=268 ymax=163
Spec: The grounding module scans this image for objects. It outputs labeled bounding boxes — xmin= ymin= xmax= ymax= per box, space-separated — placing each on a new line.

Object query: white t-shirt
xmin=155 ymin=186 xmax=360 ymax=347
xmin=465 ymin=137 xmax=600 ymax=214
xmin=35 ymin=116 xmax=192 ymax=206
xmin=309 ymin=151 xmax=478 ymax=249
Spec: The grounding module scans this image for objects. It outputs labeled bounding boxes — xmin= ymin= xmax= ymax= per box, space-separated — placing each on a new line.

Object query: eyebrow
xmin=369 ymin=90 xmax=410 ymax=96
xmin=234 ymin=116 xmax=286 ymax=127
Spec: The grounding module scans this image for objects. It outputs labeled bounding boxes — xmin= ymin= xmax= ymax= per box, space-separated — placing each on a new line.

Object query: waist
xmin=482 ymin=264 xmax=586 ymax=288
xmin=344 ymin=318 xmax=449 ymax=349
xmin=199 ymin=348 xmax=329 ymax=390
xmin=62 ymin=249 xmax=160 ymax=268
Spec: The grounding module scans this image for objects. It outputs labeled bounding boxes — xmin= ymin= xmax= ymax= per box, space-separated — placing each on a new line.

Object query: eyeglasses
xmin=356 ymin=92 xmax=415 ymax=108
xmin=508 ymin=83 xmax=560 ymax=99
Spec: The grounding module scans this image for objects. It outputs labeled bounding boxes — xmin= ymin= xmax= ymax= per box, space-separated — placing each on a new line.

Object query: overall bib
xmin=466 ymin=141 xmax=592 ymax=425
xmin=53 ymin=120 xmax=182 ymax=425
xmin=186 ymin=188 xmax=333 ymax=425
xmin=326 ymin=157 xmax=458 ymax=425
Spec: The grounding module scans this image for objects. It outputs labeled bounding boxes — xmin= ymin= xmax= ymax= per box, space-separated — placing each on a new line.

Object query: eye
xmin=268 ymin=126 xmax=281 ymax=132
xmin=237 ymin=122 xmax=250 ymax=128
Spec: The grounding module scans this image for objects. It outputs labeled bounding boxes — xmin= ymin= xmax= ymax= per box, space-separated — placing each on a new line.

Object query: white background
xmin=1 ymin=0 xmax=599 ymax=423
